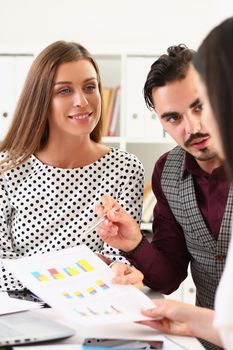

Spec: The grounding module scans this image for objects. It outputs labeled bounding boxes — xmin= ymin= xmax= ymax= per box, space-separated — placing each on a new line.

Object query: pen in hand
xmin=83 ymin=206 xmax=118 ymax=236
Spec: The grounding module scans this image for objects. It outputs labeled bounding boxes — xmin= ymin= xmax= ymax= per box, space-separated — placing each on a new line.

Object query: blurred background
xmin=0 ymin=0 xmax=232 ymax=53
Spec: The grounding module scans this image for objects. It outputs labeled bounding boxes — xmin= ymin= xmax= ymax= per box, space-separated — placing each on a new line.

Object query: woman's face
xmin=48 ymin=59 xmax=101 ymax=141
xmin=193 ymin=64 xmax=225 ymax=160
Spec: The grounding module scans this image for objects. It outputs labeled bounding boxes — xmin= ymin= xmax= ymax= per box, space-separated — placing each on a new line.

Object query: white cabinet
xmin=0 ymin=55 xmax=33 ymax=141
xmin=124 ymin=56 xmax=147 ymax=139
xmin=125 ymin=56 xmax=169 ymax=142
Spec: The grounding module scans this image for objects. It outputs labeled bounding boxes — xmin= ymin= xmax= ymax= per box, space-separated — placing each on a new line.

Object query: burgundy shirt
xmin=128 ymin=151 xmax=230 ymax=294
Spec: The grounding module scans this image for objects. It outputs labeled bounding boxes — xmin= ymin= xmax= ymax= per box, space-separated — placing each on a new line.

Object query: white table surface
xmin=33 ymin=287 xmax=205 ymax=350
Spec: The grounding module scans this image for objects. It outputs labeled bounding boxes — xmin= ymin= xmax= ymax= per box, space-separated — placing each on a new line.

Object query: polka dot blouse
xmin=0 ymin=148 xmax=144 ymax=292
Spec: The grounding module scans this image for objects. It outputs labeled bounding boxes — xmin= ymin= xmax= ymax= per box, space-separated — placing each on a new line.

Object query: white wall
xmin=0 ymin=0 xmax=232 ymax=54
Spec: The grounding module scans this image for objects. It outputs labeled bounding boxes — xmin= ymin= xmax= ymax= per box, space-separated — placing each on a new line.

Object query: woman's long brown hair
xmin=0 ymin=41 xmax=103 ymax=172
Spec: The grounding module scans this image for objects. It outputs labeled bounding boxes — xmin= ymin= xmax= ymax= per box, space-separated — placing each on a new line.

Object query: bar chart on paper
xmin=31 ymin=259 xmax=95 ymax=282
xmin=4 ymin=245 xmax=154 ymax=325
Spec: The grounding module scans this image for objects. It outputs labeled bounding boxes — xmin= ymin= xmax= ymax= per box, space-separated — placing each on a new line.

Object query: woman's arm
xmin=140 ymin=299 xmax=223 ymax=347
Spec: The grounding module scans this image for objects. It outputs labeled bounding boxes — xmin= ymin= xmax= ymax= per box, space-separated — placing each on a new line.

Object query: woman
xmin=0 ymin=41 xmax=144 ymax=300
xmin=138 ymin=17 xmax=233 ymax=350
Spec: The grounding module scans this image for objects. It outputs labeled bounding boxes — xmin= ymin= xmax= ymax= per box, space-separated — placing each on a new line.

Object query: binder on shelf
xmin=141 ymin=181 xmax=156 ymax=223
xmin=102 ymin=87 xmax=112 ymax=136
xmin=102 ymin=87 xmax=120 ymax=137
xmin=108 ymin=86 xmax=121 ymax=137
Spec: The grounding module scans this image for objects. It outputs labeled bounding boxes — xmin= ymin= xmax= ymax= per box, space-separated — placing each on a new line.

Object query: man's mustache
xmin=184 ymin=132 xmax=210 ymax=148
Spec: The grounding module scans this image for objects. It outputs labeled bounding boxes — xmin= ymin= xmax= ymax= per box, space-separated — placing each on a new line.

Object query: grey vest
xmin=161 ymin=146 xmax=232 ymax=310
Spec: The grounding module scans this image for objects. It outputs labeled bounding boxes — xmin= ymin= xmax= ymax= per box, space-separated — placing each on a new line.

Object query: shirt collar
xmin=182 ymin=152 xmax=227 ymax=179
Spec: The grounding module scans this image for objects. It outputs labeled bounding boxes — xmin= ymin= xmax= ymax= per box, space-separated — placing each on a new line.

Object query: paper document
xmin=4 ymin=245 xmax=155 ymax=325
xmin=0 ymin=292 xmax=42 ymax=315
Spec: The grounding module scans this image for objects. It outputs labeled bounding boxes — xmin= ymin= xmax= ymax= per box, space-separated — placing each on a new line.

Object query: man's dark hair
xmin=144 ymin=44 xmax=195 ymax=110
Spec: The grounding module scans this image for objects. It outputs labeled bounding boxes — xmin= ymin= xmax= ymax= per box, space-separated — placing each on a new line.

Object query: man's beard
xmin=194 ymin=147 xmax=218 ymax=161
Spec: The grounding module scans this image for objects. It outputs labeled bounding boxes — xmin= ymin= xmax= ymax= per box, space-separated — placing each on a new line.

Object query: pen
xmin=83 ymin=206 xmax=118 ymax=236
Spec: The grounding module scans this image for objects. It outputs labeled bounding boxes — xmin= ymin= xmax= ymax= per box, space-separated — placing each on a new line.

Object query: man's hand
xmin=96 ymin=195 xmax=142 ymax=252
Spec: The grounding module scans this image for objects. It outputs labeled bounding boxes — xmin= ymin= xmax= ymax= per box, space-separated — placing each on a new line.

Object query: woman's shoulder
xmin=109 ymin=148 xmax=144 ymax=170
xmin=0 ymin=153 xmax=34 ymax=177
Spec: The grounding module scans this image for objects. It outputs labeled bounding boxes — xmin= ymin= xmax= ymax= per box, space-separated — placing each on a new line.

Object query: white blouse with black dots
xmin=0 ymin=148 xmax=144 ymax=292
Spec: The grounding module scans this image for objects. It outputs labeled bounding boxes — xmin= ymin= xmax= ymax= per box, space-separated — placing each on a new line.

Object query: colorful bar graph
xmin=87 ymin=287 xmax=97 ymax=295
xmin=96 ymin=279 xmax=109 ymax=290
xmin=31 ymin=259 xmax=95 ymax=283
xmin=74 ymin=309 xmax=88 ymax=316
xmin=110 ymin=305 xmax=122 ymax=314
xmin=76 ymin=259 xmax=94 ymax=272
xmin=61 ymin=291 xmax=73 ymax=299
xmin=87 ymin=307 xmax=99 ymax=315
xmin=64 ymin=267 xmax=80 ymax=276
xmin=31 ymin=271 xmax=49 ymax=281
xmin=48 ymin=268 xmax=64 ymax=280
xmin=74 ymin=304 xmax=124 ymax=317
xmin=74 ymin=291 xmax=84 ymax=298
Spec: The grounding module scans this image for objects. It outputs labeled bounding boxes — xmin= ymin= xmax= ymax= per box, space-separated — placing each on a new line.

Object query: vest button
xmin=216 ymin=255 xmax=224 ymax=261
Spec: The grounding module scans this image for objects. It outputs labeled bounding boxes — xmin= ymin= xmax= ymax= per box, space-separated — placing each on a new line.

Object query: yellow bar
xmin=77 ymin=259 xmax=94 ymax=272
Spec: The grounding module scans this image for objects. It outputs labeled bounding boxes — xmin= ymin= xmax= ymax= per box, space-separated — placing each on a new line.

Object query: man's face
xmin=152 ymin=65 xmax=218 ymax=162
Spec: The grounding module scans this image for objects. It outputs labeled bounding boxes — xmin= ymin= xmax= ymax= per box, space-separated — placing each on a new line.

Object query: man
xmin=97 ymin=45 xmax=231 ymax=350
